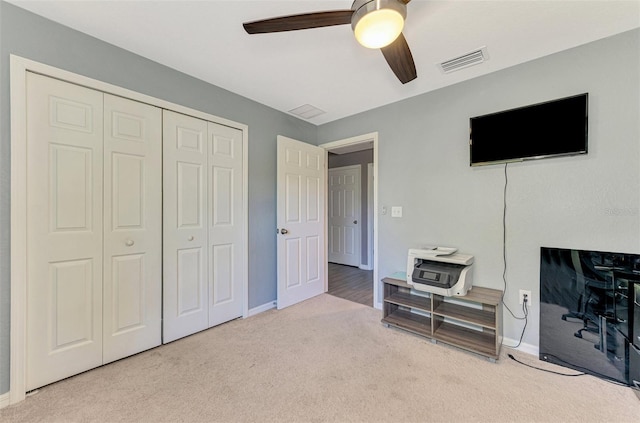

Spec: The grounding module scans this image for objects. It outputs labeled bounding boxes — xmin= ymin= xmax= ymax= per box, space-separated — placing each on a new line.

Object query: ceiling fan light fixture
xmin=352 ymin=0 xmax=407 ymax=49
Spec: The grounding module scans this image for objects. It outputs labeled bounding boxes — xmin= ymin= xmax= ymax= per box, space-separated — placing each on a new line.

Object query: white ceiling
xmin=8 ymin=0 xmax=640 ymax=125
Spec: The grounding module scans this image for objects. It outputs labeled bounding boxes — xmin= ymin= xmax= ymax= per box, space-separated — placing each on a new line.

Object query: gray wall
xmin=318 ymin=29 xmax=640 ymax=349
xmin=0 ymin=1 xmax=316 ymax=395
xmin=328 ymin=150 xmax=374 ymax=266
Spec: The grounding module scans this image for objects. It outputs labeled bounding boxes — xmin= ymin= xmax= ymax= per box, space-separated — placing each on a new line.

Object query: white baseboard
xmin=359 ymin=264 xmax=373 ymax=270
xmin=502 ymin=337 xmax=538 ymax=356
xmin=0 ymin=391 xmax=9 ymax=409
xmin=248 ymin=301 xmax=276 ymax=317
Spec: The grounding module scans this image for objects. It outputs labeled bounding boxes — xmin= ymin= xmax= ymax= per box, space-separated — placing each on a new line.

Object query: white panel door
xmin=26 ymin=73 xmax=104 ymax=390
xmin=207 ymin=122 xmax=244 ymax=327
xmin=276 ymin=136 xmax=325 ymax=309
xmin=328 ymin=165 xmax=361 ymax=267
xmin=163 ymin=110 xmax=209 ymax=342
xmin=103 ymin=94 xmax=162 ymax=363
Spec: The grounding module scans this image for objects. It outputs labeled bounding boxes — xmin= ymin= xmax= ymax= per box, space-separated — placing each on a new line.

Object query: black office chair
xmin=561 ymin=251 xmax=613 ymax=341
xmin=559 ymin=250 xmax=592 ymax=330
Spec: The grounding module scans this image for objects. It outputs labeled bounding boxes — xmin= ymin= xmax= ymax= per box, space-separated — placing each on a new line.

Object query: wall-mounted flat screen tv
xmin=470 ymin=93 xmax=588 ymax=166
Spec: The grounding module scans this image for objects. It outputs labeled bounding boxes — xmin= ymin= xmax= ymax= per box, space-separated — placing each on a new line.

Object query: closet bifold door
xmin=207 ymin=122 xmax=244 ymax=327
xmin=26 ymin=73 xmax=104 ymax=391
xmin=163 ymin=110 xmax=209 ymax=343
xmin=102 ymin=94 xmax=162 ymax=363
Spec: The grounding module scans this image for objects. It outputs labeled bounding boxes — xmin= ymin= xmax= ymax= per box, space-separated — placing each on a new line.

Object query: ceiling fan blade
xmin=380 ymin=33 xmax=417 ymax=84
xmin=243 ymin=10 xmax=354 ymax=34
xmin=398 ymin=0 xmax=413 ymax=4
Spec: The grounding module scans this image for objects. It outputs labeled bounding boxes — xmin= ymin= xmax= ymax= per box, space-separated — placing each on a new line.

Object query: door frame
xmin=319 ymin=133 xmax=380 ymax=309
xmin=366 ymin=162 xmax=374 ymax=271
xmin=9 ymin=55 xmax=249 ymax=405
xmin=327 ymin=164 xmax=362 ymax=268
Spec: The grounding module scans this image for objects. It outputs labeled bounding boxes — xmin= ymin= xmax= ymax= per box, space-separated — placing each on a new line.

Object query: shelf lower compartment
xmin=432 ymin=301 xmax=495 ymax=328
xmin=382 ymin=309 xmax=432 ymax=337
xmin=384 ymin=292 xmax=431 ymax=312
xmin=433 ymin=321 xmax=497 ymax=358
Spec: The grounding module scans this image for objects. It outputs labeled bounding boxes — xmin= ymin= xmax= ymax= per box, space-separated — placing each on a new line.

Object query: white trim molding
xmin=9 ymin=54 xmax=250 ymax=405
xmin=367 ymin=162 xmax=374 ymax=271
xmin=248 ymin=301 xmax=277 ymax=317
xmin=0 ymin=392 xmax=10 ymax=410
xmin=502 ymin=339 xmax=539 ymax=357
xmin=319 ymin=132 xmax=380 ymax=309
xmin=10 ymin=54 xmax=28 ymax=406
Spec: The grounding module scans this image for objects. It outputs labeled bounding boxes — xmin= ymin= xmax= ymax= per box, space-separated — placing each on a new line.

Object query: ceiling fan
xmin=243 ymin=0 xmax=417 ymax=84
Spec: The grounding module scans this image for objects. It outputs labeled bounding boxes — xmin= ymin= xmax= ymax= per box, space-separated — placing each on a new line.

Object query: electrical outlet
xmin=519 ymin=290 xmax=532 ymax=305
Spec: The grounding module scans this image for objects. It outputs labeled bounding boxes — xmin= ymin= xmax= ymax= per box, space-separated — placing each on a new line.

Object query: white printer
xmin=406 ymin=247 xmax=474 ymax=296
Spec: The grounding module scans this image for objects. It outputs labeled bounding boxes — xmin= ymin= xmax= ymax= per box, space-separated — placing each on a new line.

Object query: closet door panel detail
xmin=208 ymin=123 xmax=244 ymax=327
xmin=177 ymin=247 xmax=204 ymax=315
xmin=177 ymin=162 xmax=203 ymax=228
xmin=163 ymin=110 xmax=209 ymax=342
xmin=26 ymin=73 xmax=104 ymax=391
xmin=111 ymin=254 xmax=145 ymax=329
xmin=103 ymin=94 xmax=162 ymax=364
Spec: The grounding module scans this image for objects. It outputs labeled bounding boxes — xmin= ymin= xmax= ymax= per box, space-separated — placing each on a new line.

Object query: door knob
xmin=353 ymin=220 xmax=358 ymax=224
xmin=280 ymin=228 xmax=288 ymax=235
xmin=125 ymin=239 xmax=134 ymax=247
xmin=188 ymin=236 xmax=194 ymax=241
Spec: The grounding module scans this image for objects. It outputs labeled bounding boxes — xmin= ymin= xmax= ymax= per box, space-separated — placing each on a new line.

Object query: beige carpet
xmin=1 ymin=294 xmax=638 ymax=422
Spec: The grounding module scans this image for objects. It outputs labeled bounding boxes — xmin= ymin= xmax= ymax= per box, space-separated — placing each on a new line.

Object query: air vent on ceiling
xmin=439 ymin=46 xmax=489 ymax=74
xmin=288 ymin=104 xmax=326 ymax=120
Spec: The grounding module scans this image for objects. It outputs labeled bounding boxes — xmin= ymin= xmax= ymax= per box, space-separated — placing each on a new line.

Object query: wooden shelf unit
xmin=382 ymin=277 xmax=503 ymax=361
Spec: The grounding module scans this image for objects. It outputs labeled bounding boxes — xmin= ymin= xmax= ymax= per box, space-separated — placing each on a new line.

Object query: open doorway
xmin=319 ymin=133 xmax=378 ymax=308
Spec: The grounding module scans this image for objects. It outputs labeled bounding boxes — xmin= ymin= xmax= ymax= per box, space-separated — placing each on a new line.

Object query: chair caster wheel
xmin=574 ymin=331 xmax=583 ymax=338
xmin=562 ymin=316 xmax=567 ymax=321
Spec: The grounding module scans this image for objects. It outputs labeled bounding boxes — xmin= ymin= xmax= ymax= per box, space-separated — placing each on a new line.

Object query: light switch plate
xmin=391 ymin=206 xmax=403 ymax=217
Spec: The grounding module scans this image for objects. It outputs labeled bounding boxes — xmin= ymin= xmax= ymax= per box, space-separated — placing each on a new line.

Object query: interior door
xmin=328 ymin=165 xmax=361 ymax=267
xmin=208 ymin=122 xmax=244 ymax=327
xmin=163 ymin=110 xmax=209 ymax=342
xmin=276 ymin=136 xmax=326 ymax=309
xmin=26 ymin=73 xmax=104 ymax=390
xmin=103 ymin=94 xmax=162 ymax=363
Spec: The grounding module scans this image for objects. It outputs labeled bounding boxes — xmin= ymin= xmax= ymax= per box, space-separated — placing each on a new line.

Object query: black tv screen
xmin=539 ymin=247 xmax=640 ymax=386
xmin=470 ymin=93 xmax=588 ymax=166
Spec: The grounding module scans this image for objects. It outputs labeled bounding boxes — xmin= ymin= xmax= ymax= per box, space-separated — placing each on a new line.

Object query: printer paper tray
xmin=412 ymin=279 xmax=453 ymax=288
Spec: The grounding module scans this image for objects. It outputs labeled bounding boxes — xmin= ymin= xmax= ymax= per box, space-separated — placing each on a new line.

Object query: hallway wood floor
xmin=327 ymin=263 xmax=373 ymax=307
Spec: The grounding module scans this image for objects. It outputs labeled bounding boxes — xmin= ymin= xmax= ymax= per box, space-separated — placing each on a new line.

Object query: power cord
xmin=500 ymin=163 xmax=529 ymax=349
xmin=508 ymin=353 xmax=585 ymax=377
xmin=501 ymin=163 xmax=526 ymax=321
xmin=511 ymin=352 xmax=640 ymax=391
xmin=507 ymin=296 xmax=529 ymax=348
